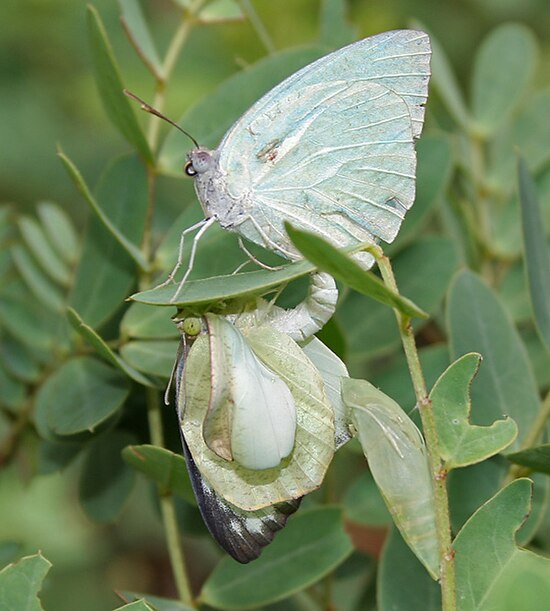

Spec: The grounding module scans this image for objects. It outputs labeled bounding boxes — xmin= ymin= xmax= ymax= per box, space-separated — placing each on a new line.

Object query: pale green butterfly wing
xmin=343 ymin=378 xmax=439 ymax=579
xmin=300 ymin=336 xmax=352 ymax=449
xmin=181 ymin=327 xmax=335 ymax=511
xmin=213 ymin=30 xmax=430 ymax=256
xmin=204 ymin=313 xmax=297 ymax=470
xmin=172 ymin=336 xmax=301 ymax=563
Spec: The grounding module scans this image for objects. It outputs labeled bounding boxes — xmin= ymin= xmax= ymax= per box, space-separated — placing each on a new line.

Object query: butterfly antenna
xmin=124 ymin=89 xmax=200 ymax=149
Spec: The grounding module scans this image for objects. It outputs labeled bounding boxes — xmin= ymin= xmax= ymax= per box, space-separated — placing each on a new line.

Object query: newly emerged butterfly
xmin=127 ymin=29 xmax=431 ymax=297
xmin=169 ymin=273 xmax=350 ymax=562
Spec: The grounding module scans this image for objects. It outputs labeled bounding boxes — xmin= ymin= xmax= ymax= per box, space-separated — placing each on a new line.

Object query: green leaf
xmin=122 ymin=445 xmax=195 ymax=505
xmin=120 ymin=302 xmax=178 ymax=339
xmin=80 ymin=430 xmax=136 ymax=522
xmin=0 ymin=542 xmax=21 ymax=568
xmin=0 ymin=365 xmax=26 ymax=411
xmin=10 ymin=245 xmax=64 ymax=312
xmin=120 ymin=340 xmax=179 ymax=377
xmin=35 ymin=356 xmax=129 ymax=436
xmin=430 ymin=353 xmax=518 ymax=469
xmin=378 ymin=528 xmax=441 ymax=611
xmin=131 ymin=258 xmax=315 ymax=309
xmin=371 ymin=344 xmax=450 ymax=413
xmin=447 ymin=270 xmax=540 ymax=452
xmin=118 ymin=0 xmax=163 ymax=78
xmin=426 ymin=27 xmax=471 ymax=129
xmin=286 ymin=226 xmax=427 ymax=319
xmin=448 ymin=456 xmax=506 ymax=535
xmin=36 ymin=202 xmax=79 ymax=266
xmin=522 ymin=327 xmax=550 ymax=390
xmin=68 ymin=155 xmax=148 ymax=328
xmin=37 ymin=440 xmax=82 ymax=475
xmin=199 ymin=507 xmax=353 ymax=609
xmin=17 ymin=216 xmax=70 ymax=286
xmin=344 ymin=378 xmax=438 ymax=579
xmin=0 ymin=553 xmax=52 ymax=611
xmin=197 ymin=0 xmax=244 ymax=22
xmin=59 ymin=150 xmax=148 ymax=272
xmin=454 ymin=479 xmax=550 ymax=610
xmin=471 ymin=23 xmax=538 ymax=136
xmin=159 ymin=46 xmax=326 ymax=173
xmin=0 ymin=290 xmax=67 ymax=353
xmin=340 ymin=237 xmax=458 ymax=362
xmin=67 ymin=307 xmax=154 ymax=387
xmin=343 ymin=471 xmax=391 ymax=526
xmin=489 ymin=89 xmax=550 ymax=193
xmin=518 ymin=157 xmax=550 ymax=352
xmin=499 ymin=261 xmax=532 ymax=324
xmin=0 ymin=334 xmax=42 ymax=383
xmin=507 ymin=444 xmax=550 ymax=475
xmin=319 ymin=0 xmax=357 ymax=48
xmin=86 ymin=5 xmax=152 ymax=163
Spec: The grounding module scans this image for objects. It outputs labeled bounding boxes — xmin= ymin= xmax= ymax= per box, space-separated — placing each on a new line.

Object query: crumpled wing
xmin=217 ymin=30 xmax=431 ymax=255
xmin=180 ymin=431 xmax=301 ymax=563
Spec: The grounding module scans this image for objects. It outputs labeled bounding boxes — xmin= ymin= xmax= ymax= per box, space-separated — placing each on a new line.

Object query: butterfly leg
xmin=170 ymin=216 xmax=217 ymax=302
xmin=153 ymin=217 xmax=209 ymax=293
xmin=247 ymin=215 xmax=297 ymax=260
xmin=233 ymin=236 xmax=284 ymax=273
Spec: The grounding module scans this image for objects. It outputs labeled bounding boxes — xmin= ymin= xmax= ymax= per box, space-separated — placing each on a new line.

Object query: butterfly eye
xmin=184 ymin=161 xmax=197 ymax=177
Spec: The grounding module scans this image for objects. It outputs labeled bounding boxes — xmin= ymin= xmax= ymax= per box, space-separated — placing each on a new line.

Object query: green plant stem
xmin=147 ymin=0 xmax=207 ymax=149
xmin=146 ymin=387 xmax=194 ymax=606
xmin=238 ymin=0 xmax=276 ymax=54
xmin=373 ymin=247 xmax=456 ymax=611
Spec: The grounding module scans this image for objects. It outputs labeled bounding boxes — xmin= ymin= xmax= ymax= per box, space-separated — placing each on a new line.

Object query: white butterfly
xmin=169 ymin=275 xmax=349 ymax=562
xmin=183 ymin=30 xmax=431 ymax=266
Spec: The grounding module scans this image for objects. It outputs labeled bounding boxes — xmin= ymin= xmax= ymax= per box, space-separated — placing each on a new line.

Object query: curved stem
xmin=147 ymin=0 xmax=208 ymax=149
xmin=238 ymin=0 xmax=275 ymax=54
xmin=146 ymin=387 xmax=194 ymax=606
xmin=373 ymin=246 xmax=456 ymax=611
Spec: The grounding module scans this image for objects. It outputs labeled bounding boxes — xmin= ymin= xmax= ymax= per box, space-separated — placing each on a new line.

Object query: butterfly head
xmin=185 ymin=148 xmax=215 ymax=177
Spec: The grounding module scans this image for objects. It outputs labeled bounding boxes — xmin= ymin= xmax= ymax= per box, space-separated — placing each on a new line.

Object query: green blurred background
xmin=1 ymin=1 xmax=550 ymax=609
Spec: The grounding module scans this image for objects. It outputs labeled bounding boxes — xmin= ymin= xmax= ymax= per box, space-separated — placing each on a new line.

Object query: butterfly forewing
xmin=211 ymin=30 xmax=430 ymax=258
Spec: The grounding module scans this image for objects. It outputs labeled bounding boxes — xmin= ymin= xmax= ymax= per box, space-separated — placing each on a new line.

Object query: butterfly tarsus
xmin=236 ymin=236 xmax=284 ymax=272
xmin=169 ymin=216 xmax=217 ymax=303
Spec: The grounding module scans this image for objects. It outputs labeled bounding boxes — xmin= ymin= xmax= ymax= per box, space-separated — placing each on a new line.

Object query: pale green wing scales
xmin=300 ymin=336 xmax=352 ymax=449
xmin=204 ymin=313 xmax=297 ymax=470
xmin=207 ymin=30 xmax=431 ymax=257
xmin=181 ymin=327 xmax=335 ymax=511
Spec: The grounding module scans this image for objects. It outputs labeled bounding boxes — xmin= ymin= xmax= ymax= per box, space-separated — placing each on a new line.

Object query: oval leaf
xmin=86 ymin=5 xmax=152 ymax=162
xmin=80 ymin=430 xmax=136 ymax=522
xmin=518 ymin=156 xmax=550 ymax=352
xmin=0 ymin=553 xmax=52 ymax=611
xmin=199 ymin=507 xmax=353 ymax=609
xmin=447 ymin=270 xmax=540 ymax=451
xmin=36 ymin=356 xmax=129 ymax=435
xmin=430 ymin=353 xmax=518 ymax=468
xmin=471 ymin=23 xmax=538 ymax=135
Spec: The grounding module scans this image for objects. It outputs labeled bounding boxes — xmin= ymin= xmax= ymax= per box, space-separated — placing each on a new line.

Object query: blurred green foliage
xmin=2 ymin=1 xmax=550 ymax=610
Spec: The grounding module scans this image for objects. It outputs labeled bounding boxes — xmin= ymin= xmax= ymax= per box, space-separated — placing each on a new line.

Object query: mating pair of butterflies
xmin=168 ymin=29 xmax=431 ymax=562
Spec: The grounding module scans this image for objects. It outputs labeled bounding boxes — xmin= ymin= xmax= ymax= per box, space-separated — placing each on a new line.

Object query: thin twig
xmin=370 ymin=244 xmax=457 ymax=611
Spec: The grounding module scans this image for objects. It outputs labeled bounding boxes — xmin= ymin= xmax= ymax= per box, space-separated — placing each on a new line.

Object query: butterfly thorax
xmin=186 ymin=147 xmax=248 ymax=227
